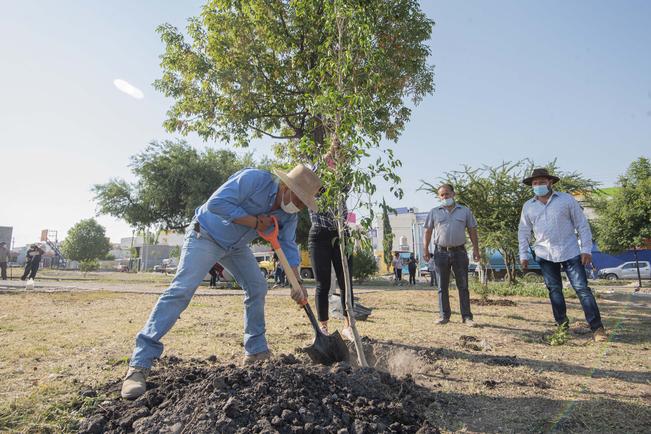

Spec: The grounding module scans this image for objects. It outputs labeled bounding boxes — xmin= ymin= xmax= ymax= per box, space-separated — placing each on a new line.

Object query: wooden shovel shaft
xmin=272 ymin=244 xmax=304 ymax=304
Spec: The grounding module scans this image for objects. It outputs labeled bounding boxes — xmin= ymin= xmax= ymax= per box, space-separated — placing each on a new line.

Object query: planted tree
xmin=593 ymin=157 xmax=651 ymax=289
xmin=420 ymin=160 xmax=598 ymax=283
xmin=154 ymin=0 xmax=434 ymax=366
xmin=61 ymin=219 xmax=111 ymax=271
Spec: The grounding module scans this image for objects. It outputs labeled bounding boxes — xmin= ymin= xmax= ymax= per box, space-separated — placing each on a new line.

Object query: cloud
xmin=113 ymin=79 xmax=144 ymax=99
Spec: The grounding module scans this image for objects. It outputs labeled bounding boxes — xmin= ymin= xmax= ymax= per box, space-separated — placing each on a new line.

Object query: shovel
xmin=258 ymin=216 xmax=349 ymax=365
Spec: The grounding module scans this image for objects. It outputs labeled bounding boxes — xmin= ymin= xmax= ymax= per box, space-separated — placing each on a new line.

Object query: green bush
xmin=79 ymin=259 xmax=100 ymax=274
xmin=352 ymin=249 xmax=378 ymax=283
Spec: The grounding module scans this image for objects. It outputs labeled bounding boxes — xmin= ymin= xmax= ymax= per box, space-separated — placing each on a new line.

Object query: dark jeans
xmin=395 ymin=269 xmax=402 ymax=281
xmin=538 ymin=255 xmax=603 ymax=331
xmin=434 ymin=249 xmax=472 ymax=320
xmin=408 ymin=268 xmax=416 ymax=284
xmin=0 ymin=261 xmax=6 ymax=280
xmin=308 ymin=227 xmax=353 ymax=322
xmin=21 ymin=258 xmax=41 ymax=280
xmin=209 ymin=270 xmax=218 ymax=287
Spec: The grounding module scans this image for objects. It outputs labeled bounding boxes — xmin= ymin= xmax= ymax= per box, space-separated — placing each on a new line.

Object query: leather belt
xmin=436 ymin=245 xmax=465 ymax=252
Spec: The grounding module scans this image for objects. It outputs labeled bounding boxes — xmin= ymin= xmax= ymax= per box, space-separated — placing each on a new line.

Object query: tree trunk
xmin=479 ymin=263 xmax=488 ymax=287
xmin=501 ymin=249 xmax=515 ymax=284
xmin=633 ymin=246 xmax=642 ymax=291
xmin=337 ymin=203 xmax=368 ymax=368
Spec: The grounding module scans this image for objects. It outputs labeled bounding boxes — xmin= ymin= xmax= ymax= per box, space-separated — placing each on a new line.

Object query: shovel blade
xmin=304 ymin=330 xmax=350 ymax=365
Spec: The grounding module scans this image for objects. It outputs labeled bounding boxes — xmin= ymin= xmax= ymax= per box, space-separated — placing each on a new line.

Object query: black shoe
xmin=436 ymin=318 xmax=449 ymax=325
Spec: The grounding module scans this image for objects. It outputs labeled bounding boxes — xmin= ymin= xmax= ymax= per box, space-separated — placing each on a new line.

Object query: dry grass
xmin=0 ymin=285 xmax=649 ymax=433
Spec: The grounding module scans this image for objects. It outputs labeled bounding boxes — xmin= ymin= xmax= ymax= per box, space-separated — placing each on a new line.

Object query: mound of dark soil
xmin=79 ymin=354 xmax=439 ymax=434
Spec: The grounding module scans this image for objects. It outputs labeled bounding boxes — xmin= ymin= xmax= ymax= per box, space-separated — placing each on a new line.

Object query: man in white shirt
xmin=518 ymin=168 xmax=606 ymax=342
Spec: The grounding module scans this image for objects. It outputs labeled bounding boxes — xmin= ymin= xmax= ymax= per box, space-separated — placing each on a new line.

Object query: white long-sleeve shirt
xmin=518 ymin=191 xmax=592 ymax=263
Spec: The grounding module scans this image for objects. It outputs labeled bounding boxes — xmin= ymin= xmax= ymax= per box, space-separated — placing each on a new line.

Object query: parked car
xmin=598 ymin=261 xmax=651 ymax=280
xmin=469 ymin=249 xmax=541 ymax=280
xmin=254 ymin=252 xmax=274 ymax=279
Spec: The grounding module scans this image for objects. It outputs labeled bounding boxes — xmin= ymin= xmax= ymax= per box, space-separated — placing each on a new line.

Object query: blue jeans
xmin=434 ymin=249 xmax=472 ymax=320
xmin=538 ymin=255 xmax=603 ymax=331
xmin=130 ymin=223 xmax=269 ymax=368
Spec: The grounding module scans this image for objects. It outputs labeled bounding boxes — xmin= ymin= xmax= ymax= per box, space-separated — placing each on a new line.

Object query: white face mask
xmin=442 ymin=197 xmax=454 ymax=207
xmin=281 ymin=190 xmax=301 ymax=214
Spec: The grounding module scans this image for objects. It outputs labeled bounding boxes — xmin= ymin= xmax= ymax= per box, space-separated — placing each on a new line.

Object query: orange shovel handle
xmin=259 ymin=216 xmax=307 ymax=306
xmin=257 ymin=216 xmax=280 ymax=249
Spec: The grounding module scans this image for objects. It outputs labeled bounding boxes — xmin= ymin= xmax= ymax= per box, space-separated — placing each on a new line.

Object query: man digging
xmin=121 ymin=164 xmax=322 ymax=399
xmin=518 ymin=168 xmax=607 ymax=342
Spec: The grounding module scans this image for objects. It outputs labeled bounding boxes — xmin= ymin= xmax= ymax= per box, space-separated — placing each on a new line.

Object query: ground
xmin=0 ymin=271 xmax=649 ymax=433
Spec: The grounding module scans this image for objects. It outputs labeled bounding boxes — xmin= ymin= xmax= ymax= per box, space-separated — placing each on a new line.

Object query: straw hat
xmin=522 ymin=168 xmax=560 ymax=186
xmin=273 ymin=164 xmax=322 ymax=212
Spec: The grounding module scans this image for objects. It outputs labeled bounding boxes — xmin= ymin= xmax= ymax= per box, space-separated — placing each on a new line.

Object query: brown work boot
xmin=243 ymin=350 xmax=272 ymax=365
xmin=593 ymin=327 xmax=608 ymax=343
xmin=120 ymin=366 xmax=149 ymax=399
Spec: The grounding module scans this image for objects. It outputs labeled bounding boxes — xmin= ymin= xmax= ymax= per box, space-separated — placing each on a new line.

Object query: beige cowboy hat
xmin=273 ymin=164 xmax=322 ymax=212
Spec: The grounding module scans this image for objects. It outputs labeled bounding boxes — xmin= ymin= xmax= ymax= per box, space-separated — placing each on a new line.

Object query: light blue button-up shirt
xmin=195 ymin=168 xmax=300 ymax=266
xmin=518 ymin=191 xmax=592 ymax=263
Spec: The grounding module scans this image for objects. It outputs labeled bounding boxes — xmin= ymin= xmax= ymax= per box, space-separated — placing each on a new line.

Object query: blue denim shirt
xmin=195 ymin=168 xmax=300 ymax=266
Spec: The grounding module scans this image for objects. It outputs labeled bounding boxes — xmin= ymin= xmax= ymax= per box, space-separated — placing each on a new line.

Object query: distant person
xmin=208 ymin=262 xmax=224 ymax=287
xmin=424 ymin=183 xmax=481 ymax=327
xmin=0 ymin=241 xmax=9 ymax=280
xmin=272 ymin=252 xmax=287 ymax=288
xmin=392 ymin=252 xmax=403 ymax=284
xmin=21 ymin=244 xmax=45 ymax=281
xmin=518 ymin=168 xmax=607 ymax=342
xmin=408 ymin=254 xmax=417 ymax=285
xmin=427 ymin=254 xmax=437 ymax=287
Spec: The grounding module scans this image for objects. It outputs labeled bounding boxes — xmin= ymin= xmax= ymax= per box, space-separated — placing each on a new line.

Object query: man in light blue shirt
xmin=121 ymin=164 xmax=322 ymax=399
xmin=518 ymin=168 xmax=606 ymax=342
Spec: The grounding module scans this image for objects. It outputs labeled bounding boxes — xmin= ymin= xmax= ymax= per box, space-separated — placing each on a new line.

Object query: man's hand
xmin=472 ymin=248 xmax=481 ymax=263
xmin=521 ymin=259 xmax=529 ymax=270
xmin=256 ymin=214 xmax=273 ymax=232
xmin=290 ymin=283 xmax=308 ymax=305
xmin=424 ymin=251 xmax=431 ymax=261
xmin=580 ymin=253 xmax=592 ymax=266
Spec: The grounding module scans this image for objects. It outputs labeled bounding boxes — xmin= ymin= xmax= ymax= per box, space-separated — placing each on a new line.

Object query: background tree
xmin=381 ymin=198 xmax=395 ymax=271
xmin=421 ymin=160 xmax=599 ymax=283
xmin=93 ymin=140 xmax=269 ymax=232
xmin=61 ymin=219 xmax=111 ymax=264
xmin=352 ymin=248 xmax=379 ymax=284
xmin=593 ymin=157 xmax=651 ymax=289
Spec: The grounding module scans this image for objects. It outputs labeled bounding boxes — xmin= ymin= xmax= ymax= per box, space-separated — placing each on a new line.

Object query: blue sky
xmin=1 ymin=1 xmax=649 ymax=247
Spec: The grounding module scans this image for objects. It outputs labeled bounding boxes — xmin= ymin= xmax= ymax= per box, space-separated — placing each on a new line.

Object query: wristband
xmin=254 ymin=217 xmax=259 ymax=230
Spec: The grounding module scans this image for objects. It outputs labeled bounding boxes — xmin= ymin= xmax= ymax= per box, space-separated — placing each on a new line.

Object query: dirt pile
xmin=79 ymin=354 xmax=439 ymax=434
